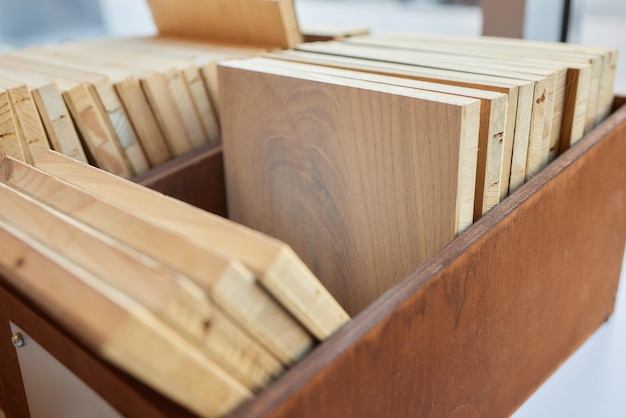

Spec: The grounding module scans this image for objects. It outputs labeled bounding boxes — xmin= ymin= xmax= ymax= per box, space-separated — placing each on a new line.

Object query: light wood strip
xmin=0 ymin=221 xmax=251 ymax=418
xmin=1 ymin=157 xmax=313 ymax=366
xmin=0 ymin=78 xmax=50 ymax=164
xmin=36 ymin=151 xmax=351 ymax=340
xmin=0 ymin=181 xmax=281 ymax=391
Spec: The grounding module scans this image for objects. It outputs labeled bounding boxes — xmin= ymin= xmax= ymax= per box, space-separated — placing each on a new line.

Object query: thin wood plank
xmin=0 ymin=55 xmax=134 ymax=178
xmin=39 ymin=45 xmax=171 ymax=166
xmin=0 ymin=70 xmax=87 ymax=163
xmin=0 ymin=282 xmax=197 ymax=418
xmin=298 ymin=41 xmax=554 ymax=183
xmin=1 ymin=157 xmax=313 ymax=366
xmin=146 ymin=0 xmax=302 ymax=49
xmin=0 ymin=222 xmax=251 ymax=418
xmin=0 ymin=78 xmax=50 ymax=164
xmin=36 ymin=151 xmax=350 ymax=341
xmin=56 ymin=43 xmax=196 ymax=157
xmin=300 ymin=23 xmax=369 ymax=42
xmin=270 ymin=49 xmax=532 ymax=213
xmin=257 ymin=55 xmax=507 ymax=222
xmin=0 ymin=89 xmax=26 ymax=162
xmin=219 ymin=60 xmax=481 ymax=315
xmin=13 ymin=49 xmax=150 ymax=174
xmin=0 ymin=183 xmax=281 ymax=392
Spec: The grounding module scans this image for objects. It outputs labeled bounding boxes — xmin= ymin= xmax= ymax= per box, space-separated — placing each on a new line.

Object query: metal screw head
xmin=11 ymin=332 xmax=26 ymax=348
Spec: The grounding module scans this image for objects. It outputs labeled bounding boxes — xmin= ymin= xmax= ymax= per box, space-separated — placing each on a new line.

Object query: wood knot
xmin=536 ymin=92 xmax=546 ymax=104
xmin=15 ymin=257 xmax=25 ymax=268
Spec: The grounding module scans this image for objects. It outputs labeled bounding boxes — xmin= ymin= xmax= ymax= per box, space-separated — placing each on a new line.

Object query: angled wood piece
xmin=0 ymin=70 xmax=87 ymax=163
xmin=0 ymin=88 xmax=26 ymax=162
xmin=14 ymin=49 xmax=150 ymax=175
xmin=94 ymin=39 xmax=220 ymax=143
xmin=0 ymin=55 xmax=134 ymax=178
xmin=271 ymin=49 xmax=532 ymax=214
xmin=59 ymin=43 xmax=199 ymax=156
xmin=39 ymin=45 xmax=171 ymax=166
xmin=0 ymin=221 xmax=251 ymax=418
xmin=259 ymin=55 xmax=506 ymax=222
xmin=0 ymin=78 xmax=50 ymax=164
xmin=300 ymin=23 xmax=369 ymax=42
xmin=36 ymin=151 xmax=351 ymax=340
xmin=218 ymin=60 xmax=481 ymax=314
xmin=297 ymin=41 xmax=554 ymax=184
xmin=0 ymin=181 xmax=282 ymax=391
xmin=1 ymin=157 xmax=313 ymax=366
xmin=147 ymin=0 xmax=302 ymax=49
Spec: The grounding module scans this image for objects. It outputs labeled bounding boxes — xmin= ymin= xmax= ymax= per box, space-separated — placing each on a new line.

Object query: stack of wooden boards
xmin=0 ymin=36 xmax=269 ymax=179
xmin=219 ymin=33 xmax=618 ymax=315
xmin=0 ymin=151 xmax=349 ymax=418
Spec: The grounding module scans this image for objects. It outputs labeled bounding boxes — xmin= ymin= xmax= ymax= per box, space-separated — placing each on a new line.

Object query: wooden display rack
xmin=0 ymin=97 xmax=624 ymax=417
xmin=1 ymin=0 xmax=625 ymax=414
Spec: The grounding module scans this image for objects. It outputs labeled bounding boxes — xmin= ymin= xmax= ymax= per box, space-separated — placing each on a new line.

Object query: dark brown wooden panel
xmin=133 ymin=143 xmax=228 ymax=217
xmin=230 ymin=102 xmax=626 ymax=418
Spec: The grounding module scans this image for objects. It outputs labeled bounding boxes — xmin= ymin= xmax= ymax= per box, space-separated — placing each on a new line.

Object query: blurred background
xmin=0 ymin=0 xmax=624 ymax=92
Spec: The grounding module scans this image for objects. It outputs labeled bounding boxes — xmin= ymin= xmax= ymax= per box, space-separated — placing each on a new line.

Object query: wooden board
xmin=102 ymin=36 xmax=266 ymax=118
xmin=0 ymin=78 xmax=50 ymax=164
xmin=219 ymin=60 xmax=481 ymax=315
xmin=363 ymin=33 xmax=605 ymax=142
xmin=254 ymin=55 xmax=507 ymax=221
xmin=56 ymin=43 xmax=198 ymax=157
xmin=14 ymin=49 xmax=150 ymax=174
xmin=0 ymin=181 xmax=282 ymax=392
xmin=1 ymin=157 xmax=313 ymax=366
xmin=35 ymin=151 xmax=350 ymax=340
xmin=93 ymin=39 xmax=220 ymax=143
xmin=0 ymin=221 xmax=251 ymax=418
xmin=300 ymin=23 xmax=369 ymax=42
xmin=269 ymin=50 xmax=533 ymax=205
xmin=0 ymin=71 xmax=87 ymax=163
xmin=39 ymin=45 xmax=171 ymax=166
xmin=146 ymin=0 xmax=302 ymax=49
xmin=0 ymin=55 xmax=134 ymax=178
xmin=0 ymin=89 xmax=26 ymax=162
xmin=297 ymin=41 xmax=554 ymax=183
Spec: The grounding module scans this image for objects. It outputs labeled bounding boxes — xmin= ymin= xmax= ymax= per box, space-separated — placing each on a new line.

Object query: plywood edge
xmin=230 ymin=99 xmax=626 ymax=417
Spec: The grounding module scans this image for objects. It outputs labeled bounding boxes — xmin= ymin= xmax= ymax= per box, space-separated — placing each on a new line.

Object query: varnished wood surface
xmin=230 ymin=100 xmax=626 ymax=418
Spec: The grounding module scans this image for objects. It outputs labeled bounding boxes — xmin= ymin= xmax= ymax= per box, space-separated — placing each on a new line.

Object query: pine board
xmin=35 ymin=151 xmax=350 ymax=341
xmin=0 ymin=78 xmax=50 ymax=164
xmin=0 ymin=221 xmax=251 ymax=418
xmin=1 ymin=157 xmax=313 ymax=366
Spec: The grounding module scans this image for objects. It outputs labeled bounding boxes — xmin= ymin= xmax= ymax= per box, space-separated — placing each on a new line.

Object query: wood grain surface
xmin=0 ymin=89 xmax=26 ymax=162
xmin=146 ymin=0 xmax=302 ymax=49
xmin=39 ymin=45 xmax=171 ymax=166
xmin=1 ymin=157 xmax=312 ymax=367
xmin=0 ymin=182 xmax=282 ymax=391
xmin=36 ymin=151 xmax=350 ymax=341
xmin=0 ymin=78 xmax=50 ymax=164
xmin=220 ymin=60 xmax=480 ymax=315
xmin=230 ymin=99 xmax=626 ymax=418
xmin=269 ymin=49 xmax=533 ymax=211
xmin=0 ymin=223 xmax=251 ymax=418
xmin=15 ymin=49 xmax=151 ymax=175
xmin=252 ymin=55 xmax=506 ymax=221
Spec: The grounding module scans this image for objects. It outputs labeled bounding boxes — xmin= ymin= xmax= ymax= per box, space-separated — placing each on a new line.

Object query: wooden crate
xmin=0 ymin=97 xmax=625 ymax=417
